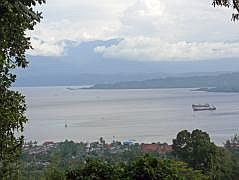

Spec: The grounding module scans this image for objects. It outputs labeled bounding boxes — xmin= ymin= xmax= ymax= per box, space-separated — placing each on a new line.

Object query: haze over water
xmin=18 ymin=87 xmax=239 ymax=145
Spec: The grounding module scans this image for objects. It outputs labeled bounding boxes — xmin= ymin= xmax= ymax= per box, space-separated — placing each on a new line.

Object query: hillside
xmin=90 ymin=72 xmax=239 ymax=92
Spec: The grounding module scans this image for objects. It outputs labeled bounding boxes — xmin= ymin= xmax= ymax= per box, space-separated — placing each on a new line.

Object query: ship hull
xmin=193 ymin=107 xmax=216 ymax=111
xmin=192 ymin=104 xmax=216 ymax=111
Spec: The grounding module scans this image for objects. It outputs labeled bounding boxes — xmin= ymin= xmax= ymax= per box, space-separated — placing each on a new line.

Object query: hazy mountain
xmin=14 ymin=39 xmax=239 ymax=87
xmin=90 ymin=72 xmax=239 ymax=92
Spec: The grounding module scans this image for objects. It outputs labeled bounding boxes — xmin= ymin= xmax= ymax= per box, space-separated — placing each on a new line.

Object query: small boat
xmin=192 ymin=104 xmax=216 ymax=111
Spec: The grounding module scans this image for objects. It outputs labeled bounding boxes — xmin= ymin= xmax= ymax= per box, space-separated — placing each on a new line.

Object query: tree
xmin=66 ymin=159 xmax=118 ymax=180
xmin=173 ymin=129 xmax=234 ymax=179
xmin=45 ymin=166 xmax=66 ymax=180
xmin=65 ymin=156 xmax=208 ymax=180
xmin=124 ymin=155 xmax=208 ymax=180
xmin=0 ymin=0 xmax=45 ymax=178
xmin=212 ymin=0 xmax=239 ymax=21
xmin=225 ymin=135 xmax=239 ymax=179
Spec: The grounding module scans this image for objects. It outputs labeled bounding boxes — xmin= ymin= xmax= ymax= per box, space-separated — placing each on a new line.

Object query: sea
xmin=16 ymin=86 xmax=239 ymax=145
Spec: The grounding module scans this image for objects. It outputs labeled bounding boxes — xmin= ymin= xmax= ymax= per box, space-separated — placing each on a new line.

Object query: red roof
xmin=141 ymin=144 xmax=159 ymax=152
xmin=141 ymin=143 xmax=172 ymax=154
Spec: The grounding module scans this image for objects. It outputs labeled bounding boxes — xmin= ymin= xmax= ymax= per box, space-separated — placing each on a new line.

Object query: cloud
xmin=119 ymin=0 xmax=239 ymax=41
xmin=27 ymin=19 xmax=120 ymax=56
xmin=28 ymin=0 xmax=129 ymax=56
xmin=28 ymin=0 xmax=239 ymax=61
xmin=28 ymin=37 xmax=65 ymax=56
xmin=119 ymin=0 xmax=173 ymax=38
xmin=95 ymin=37 xmax=239 ymax=61
xmin=94 ymin=0 xmax=239 ymax=61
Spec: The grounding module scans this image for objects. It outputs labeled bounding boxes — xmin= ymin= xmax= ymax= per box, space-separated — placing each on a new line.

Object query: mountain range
xmin=14 ymin=39 xmax=239 ymax=87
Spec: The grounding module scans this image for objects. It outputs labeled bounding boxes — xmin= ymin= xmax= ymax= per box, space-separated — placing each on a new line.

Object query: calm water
xmin=17 ymin=87 xmax=239 ymax=145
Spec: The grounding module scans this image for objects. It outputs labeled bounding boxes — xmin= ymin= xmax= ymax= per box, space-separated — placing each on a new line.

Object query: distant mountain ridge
xmin=89 ymin=72 xmax=239 ymax=92
xmin=14 ymin=39 xmax=239 ymax=87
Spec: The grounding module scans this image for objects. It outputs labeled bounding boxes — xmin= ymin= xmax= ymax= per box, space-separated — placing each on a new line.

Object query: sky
xmin=28 ymin=0 xmax=239 ymax=62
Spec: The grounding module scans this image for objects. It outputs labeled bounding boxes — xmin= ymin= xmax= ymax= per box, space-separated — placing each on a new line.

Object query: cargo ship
xmin=192 ymin=104 xmax=216 ymax=111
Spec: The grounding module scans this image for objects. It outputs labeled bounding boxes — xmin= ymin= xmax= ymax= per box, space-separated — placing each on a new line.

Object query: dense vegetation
xmin=17 ymin=130 xmax=239 ymax=180
xmin=213 ymin=0 xmax=239 ymax=21
xmin=0 ymin=0 xmax=45 ymax=178
xmin=65 ymin=156 xmax=208 ymax=180
xmin=173 ymin=129 xmax=234 ymax=180
xmin=90 ymin=72 xmax=239 ymax=92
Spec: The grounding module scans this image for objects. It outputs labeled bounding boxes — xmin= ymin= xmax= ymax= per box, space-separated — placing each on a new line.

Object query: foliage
xmin=0 ymin=0 xmax=45 ymax=86
xmin=212 ymin=0 xmax=239 ymax=21
xmin=21 ymin=139 xmax=207 ymax=179
xmin=19 ymin=132 xmax=239 ymax=179
xmin=0 ymin=88 xmax=27 ymax=178
xmin=0 ymin=0 xmax=45 ymax=178
xmin=44 ymin=166 xmax=66 ymax=180
xmin=173 ymin=129 xmax=234 ymax=179
xmin=64 ymin=155 xmax=207 ymax=180
xmin=225 ymin=135 xmax=239 ymax=179
xmin=124 ymin=155 xmax=208 ymax=180
xmin=19 ymin=140 xmax=142 ymax=178
xmin=66 ymin=159 xmax=118 ymax=180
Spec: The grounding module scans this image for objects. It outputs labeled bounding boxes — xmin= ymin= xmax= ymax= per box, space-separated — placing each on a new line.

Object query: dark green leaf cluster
xmin=64 ymin=156 xmax=207 ymax=180
xmin=212 ymin=0 xmax=239 ymax=21
xmin=224 ymin=135 xmax=239 ymax=179
xmin=173 ymin=129 xmax=234 ymax=180
xmin=0 ymin=0 xmax=45 ymax=178
xmin=0 ymin=87 xmax=28 ymax=178
xmin=19 ymin=131 xmax=239 ymax=179
xmin=45 ymin=167 xmax=65 ymax=180
xmin=66 ymin=159 xmax=118 ymax=180
xmin=0 ymin=0 xmax=45 ymax=87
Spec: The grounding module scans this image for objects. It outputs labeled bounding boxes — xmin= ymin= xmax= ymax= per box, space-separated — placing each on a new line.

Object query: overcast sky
xmin=28 ymin=0 xmax=239 ymax=61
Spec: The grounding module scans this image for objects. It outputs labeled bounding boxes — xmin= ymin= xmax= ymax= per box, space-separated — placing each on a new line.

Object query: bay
xmin=17 ymin=87 xmax=239 ymax=145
